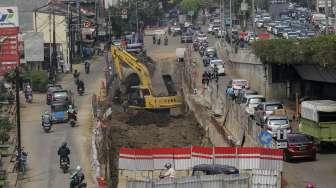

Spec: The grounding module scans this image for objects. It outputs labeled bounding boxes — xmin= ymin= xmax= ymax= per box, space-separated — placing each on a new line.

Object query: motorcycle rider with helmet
xmin=67 ymin=105 xmax=77 ymax=121
xmin=70 ymin=165 xmax=86 ymax=188
xmin=57 ymin=142 xmax=70 ymax=167
xmin=159 ymin=162 xmax=175 ymax=179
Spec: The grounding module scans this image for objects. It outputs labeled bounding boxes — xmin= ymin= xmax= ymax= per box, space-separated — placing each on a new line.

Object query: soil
xmin=101 ymin=105 xmax=206 ymax=188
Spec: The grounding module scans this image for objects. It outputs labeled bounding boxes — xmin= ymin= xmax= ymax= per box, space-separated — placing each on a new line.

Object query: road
xmin=18 ymin=56 xmax=104 ymax=188
xmin=185 ymin=25 xmax=336 ymax=188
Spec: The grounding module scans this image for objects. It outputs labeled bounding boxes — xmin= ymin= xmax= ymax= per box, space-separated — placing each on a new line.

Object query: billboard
xmin=0 ymin=6 xmax=19 ymax=28
xmin=22 ymin=32 xmax=44 ymax=62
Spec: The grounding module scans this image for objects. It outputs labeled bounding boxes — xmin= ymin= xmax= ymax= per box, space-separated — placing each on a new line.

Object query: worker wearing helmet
xmin=160 ymin=162 xmax=175 ymax=179
xmin=57 ymin=142 xmax=70 ymax=167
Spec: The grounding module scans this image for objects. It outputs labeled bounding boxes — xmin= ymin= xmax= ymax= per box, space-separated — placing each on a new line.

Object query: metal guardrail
xmin=127 ymin=174 xmax=249 ymax=188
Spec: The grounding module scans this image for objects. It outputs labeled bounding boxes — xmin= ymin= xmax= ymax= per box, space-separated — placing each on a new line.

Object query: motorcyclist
xmin=73 ymin=70 xmax=80 ymax=85
xmin=152 ymin=35 xmax=156 ymax=44
xmin=57 ymin=142 xmax=70 ymax=167
xmin=67 ymin=105 xmax=77 ymax=121
xmin=70 ymin=166 xmax=86 ymax=188
xmin=24 ymin=84 xmax=33 ymax=101
xmin=41 ymin=111 xmax=52 ymax=126
xmin=160 ymin=162 xmax=175 ymax=179
xmin=84 ymin=60 xmax=90 ymax=74
xmin=164 ymin=36 xmax=168 ymax=45
xmin=77 ymin=80 xmax=85 ymax=94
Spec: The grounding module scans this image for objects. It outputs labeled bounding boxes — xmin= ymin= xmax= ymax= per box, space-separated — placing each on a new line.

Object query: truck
xmin=299 ymin=100 xmax=336 ymax=148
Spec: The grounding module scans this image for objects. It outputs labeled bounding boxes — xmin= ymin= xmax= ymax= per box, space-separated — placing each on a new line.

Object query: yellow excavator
xmin=111 ymin=46 xmax=183 ymax=110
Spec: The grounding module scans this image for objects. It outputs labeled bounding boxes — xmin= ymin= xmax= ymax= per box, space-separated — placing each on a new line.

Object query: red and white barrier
xmin=119 ymin=146 xmax=283 ymax=171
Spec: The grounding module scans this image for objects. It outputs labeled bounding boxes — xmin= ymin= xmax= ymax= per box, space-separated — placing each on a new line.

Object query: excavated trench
xmin=100 ymin=52 xmax=210 ymax=188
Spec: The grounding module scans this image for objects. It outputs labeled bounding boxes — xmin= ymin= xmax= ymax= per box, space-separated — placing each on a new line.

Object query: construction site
xmin=95 ymin=35 xmax=210 ymax=188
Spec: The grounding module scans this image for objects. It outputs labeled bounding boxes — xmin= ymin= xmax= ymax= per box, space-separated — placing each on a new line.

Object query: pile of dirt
xmin=100 ymin=106 xmax=206 ymax=188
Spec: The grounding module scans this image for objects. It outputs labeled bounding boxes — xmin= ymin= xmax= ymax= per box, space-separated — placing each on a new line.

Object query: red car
xmin=284 ymin=133 xmax=317 ymax=162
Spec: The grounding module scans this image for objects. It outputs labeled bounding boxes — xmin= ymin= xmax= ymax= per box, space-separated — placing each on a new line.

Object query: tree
xmin=179 ymin=0 xmax=201 ymax=13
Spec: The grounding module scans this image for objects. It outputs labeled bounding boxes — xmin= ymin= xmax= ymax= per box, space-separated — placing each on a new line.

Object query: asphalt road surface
xmin=189 ymin=24 xmax=336 ymax=188
xmin=18 ymin=56 xmax=104 ymax=188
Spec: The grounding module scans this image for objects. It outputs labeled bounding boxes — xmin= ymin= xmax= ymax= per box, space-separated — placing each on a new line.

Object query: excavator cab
xmin=127 ymin=86 xmax=150 ymax=108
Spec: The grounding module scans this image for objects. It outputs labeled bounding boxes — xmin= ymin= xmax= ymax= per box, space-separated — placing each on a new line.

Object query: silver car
xmin=265 ymin=115 xmax=291 ymax=137
xmin=244 ymin=95 xmax=265 ymax=115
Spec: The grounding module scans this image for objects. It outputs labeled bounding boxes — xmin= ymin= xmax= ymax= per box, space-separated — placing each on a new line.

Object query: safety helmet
xmin=76 ymin=165 xmax=82 ymax=171
xmin=306 ymin=183 xmax=314 ymax=188
xmin=68 ymin=105 xmax=73 ymax=109
xmin=164 ymin=162 xmax=172 ymax=169
xmin=44 ymin=111 xmax=49 ymax=115
xmin=62 ymin=142 xmax=67 ymax=147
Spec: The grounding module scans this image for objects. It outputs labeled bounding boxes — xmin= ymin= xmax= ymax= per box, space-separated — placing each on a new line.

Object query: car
xmin=192 ymin=164 xmax=239 ymax=176
xmin=51 ymin=89 xmax=73 ymax=106
xmin=284 ymin=31 xmax=299 ymax=39
xmin=265 ymin=115 xmax=291 ymax=137
xmin=284 ymin=133 xmax=317 ymax=162
xmin=207 ymin=25 xmax=214 ymax=33
xmin=180 ymin=32 xmax=193 ymax=43
xmin=243 ymin=95 xmax=266 ymax=115
xmin=212 ymin=25 xmax=220 ymax=34
xmin=254 ymin=101 xmax=286 ymax=125
xmin=209 ymin=59 xmax=225 ymax=76
xmin=229 ymin=79 xmax=249 ymax=90
xmin=197 ymin=32 xmax=207 ymax=42
xmin=236 ymin=89 xmax=258 ymax=104
xmin=216 ymin=30 xmax=225 ymax=38
xmin=46 ymin=84 xmax=62 ymax=105
xmin=112 ymin=39 xmax=121 ymax=47
xmin=205 ymin=47 xmax=217 ymax=58
xmin=172 ymin=26 xmax=182 ymax=36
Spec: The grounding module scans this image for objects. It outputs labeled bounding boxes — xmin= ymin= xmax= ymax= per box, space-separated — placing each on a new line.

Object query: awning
xmin=294 ymin=64 xmax=336 ymax=83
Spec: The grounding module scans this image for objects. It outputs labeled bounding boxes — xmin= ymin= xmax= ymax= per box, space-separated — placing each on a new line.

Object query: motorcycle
xmin=85 ymin=66 xmax=90 ymax=74
xmin=25 ymin=93 xmax=33 ymax=103
xmin=70 ymin=172 xmax=87 ymax=188
xmin=60 ymin=157 xmax=70 ymax=173
xmin=42 ymin=119 xmax=52 ymax=133
xmin=16 ymin=149 xmax=28 ymax=173
xmin=69 ymin=117 xmax=76 ymax=127
xmin=78 ymin=87 xmax=84 ymax=96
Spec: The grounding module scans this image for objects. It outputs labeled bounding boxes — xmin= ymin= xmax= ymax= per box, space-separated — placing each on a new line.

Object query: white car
xmin=208 ymin=26 xmax=213 ymax=33
xmin=244 ymin=95 xmax=266 ymax=115
xmin=217 ymin=30 xmax=225 ymax=38
xmin=209 ymin=59 xmax=225 ymax=76
xmin=265 ymin=116 xmax=291 ymax=137
xmin=197 ymin=33 xmax=208 ymax=41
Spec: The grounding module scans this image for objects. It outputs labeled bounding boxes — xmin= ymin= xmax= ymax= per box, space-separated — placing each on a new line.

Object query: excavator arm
xmin=111 ymin=46 xmax=182 ymax=109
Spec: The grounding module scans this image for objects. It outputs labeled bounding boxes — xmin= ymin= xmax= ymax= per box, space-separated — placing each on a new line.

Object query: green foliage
xmin=179 ymin=0 xmax=201 ymax=13
xmin=23 ymin=70 xmax=49 ymax=92
xmin=0 ymin=118 xmax=12 ymax=144
xmin=251 ymin=35 xmax=336 ymax=67
xmin=4 ymin=69 xmax=16 ymax=83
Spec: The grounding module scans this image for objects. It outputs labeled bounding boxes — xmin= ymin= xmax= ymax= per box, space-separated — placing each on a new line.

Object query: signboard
xmin=0 ymin=6 xmax=19 ymax=28
xmin=258 ymin=131 xmax=273 ymax=146
xmin=240 ymin=2 xmax=248 ymax=11
xmin=22 ymin=32 xmax=44 ymax=62
xmin=0 ymin=25 xmax=19 ymax=76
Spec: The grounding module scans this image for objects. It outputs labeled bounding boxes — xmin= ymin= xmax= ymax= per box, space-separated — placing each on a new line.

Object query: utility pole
xmin=67 ymin=2 xmax=73 ymax=72
xmin=230 ymin=0 xmax=233 ymax=48
xmin=52 ymin=3 xmax=57 ymax=82
xmin=252 ymin=0 xmax=256 ymax=35
xmin=325 ymin=0 xmax=329 ymax=34
xmin=77 ymin=0 xmax=82 ymax=57
xmin=136 ymin=0 xmax=139 ymax=33
xmin=15 ymin=67 xmax=22 ymax=172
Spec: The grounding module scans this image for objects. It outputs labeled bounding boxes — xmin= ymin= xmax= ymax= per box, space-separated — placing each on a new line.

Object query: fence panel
xmin=174 ymin=147 xmax=192 ymax=170
xmin=252 ymin=169 xmax=279 ymax=188
xmin=191 ymin=146 xmax=213 ymax=166
xmin=153 ymin=148 xmax=175 ymax=170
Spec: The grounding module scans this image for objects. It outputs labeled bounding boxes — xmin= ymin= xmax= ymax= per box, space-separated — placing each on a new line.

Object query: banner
xmin=0 ymin=27 xmax=19 ymax=76
xmin=119 ymin=146 xmax=283 ymax=171
xmin=0 ymin=6 xmax=19 ymax=28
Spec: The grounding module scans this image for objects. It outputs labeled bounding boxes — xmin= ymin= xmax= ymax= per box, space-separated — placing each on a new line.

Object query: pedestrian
xmin=152 ymin=35 xmax=156 ymax=44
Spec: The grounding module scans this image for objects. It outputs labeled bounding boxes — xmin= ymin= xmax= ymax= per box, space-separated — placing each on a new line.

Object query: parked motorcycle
xmin=16 ymin=148 xmax=28 ymax=173
xmin=25 ymin=93 xmax=33 ymax=103
xmin=78 ymin=87 xmax=84 ymax=96
xmin=69 ymin=117 xmax=76 ymax=127
xmin=60 ymin=158 xmax=70 ymax=173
